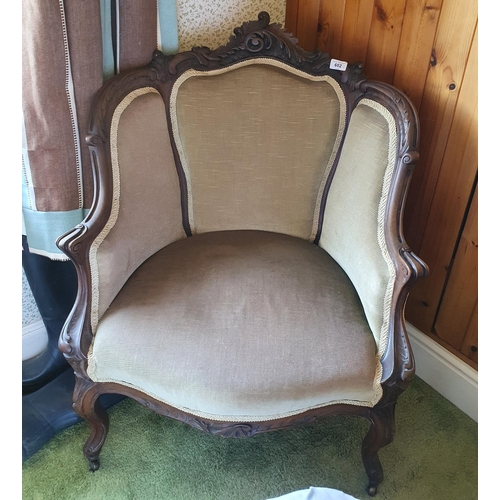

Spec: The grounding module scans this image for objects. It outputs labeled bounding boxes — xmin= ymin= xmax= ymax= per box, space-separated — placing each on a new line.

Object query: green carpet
xmin=22 ymin=377 xmax=477 ymax=500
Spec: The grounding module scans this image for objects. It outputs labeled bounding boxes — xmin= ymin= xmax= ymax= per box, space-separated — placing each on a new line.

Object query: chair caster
xmin=367 ymin=484 xmax=378 ymax=497
xmin=89 ymin=459 xmax=100 ymax=472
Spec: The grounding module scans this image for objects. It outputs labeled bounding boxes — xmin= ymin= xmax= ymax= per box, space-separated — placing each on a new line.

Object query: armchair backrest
xmin=171 ymin=60 xmax=346 ymax=240
xmin=65 ymin=13 xmax=422 ymax=366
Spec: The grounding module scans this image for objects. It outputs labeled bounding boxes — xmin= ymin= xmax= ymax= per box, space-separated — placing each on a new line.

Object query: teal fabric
xmin=100 ymin=0 xmax=114 ymax=80
xmin=157 ymin=0 xmax=179 ymax=54
xmin=23 ymin=208 xmax=89 ymax=259
xmin=22 ymin=169 xmax=31 ymax=236
xmin=22 ymin=172 xmax=30 ymax=212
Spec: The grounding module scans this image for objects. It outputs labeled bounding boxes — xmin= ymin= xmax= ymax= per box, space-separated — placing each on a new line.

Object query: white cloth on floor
xmin=267 ymin=486 xmax=359 ymax=500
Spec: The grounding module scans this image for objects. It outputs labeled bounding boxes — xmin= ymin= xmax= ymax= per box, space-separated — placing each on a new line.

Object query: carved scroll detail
xmin=152 ymin=11 xmax=336 ymax=78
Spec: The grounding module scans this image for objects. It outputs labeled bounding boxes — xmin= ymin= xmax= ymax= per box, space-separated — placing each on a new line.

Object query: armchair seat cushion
xmin=88 ymin=230 xmax=381 ymax=422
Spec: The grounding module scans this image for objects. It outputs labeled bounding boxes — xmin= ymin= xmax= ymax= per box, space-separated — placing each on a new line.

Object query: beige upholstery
xmin=319 ymin=100 xmax=397 ymax=352
xmin=90 ymin=90 xmax=185 ymax=330
xmin=54 ymin=18 xmax=426 ymax=490
xmin=88 ymin=230 xmax=381 ymax=421
xmin=88 ymin=87 xmax=395 ymax=419
xmin=172 ymin=60 xmax=346 ymax=240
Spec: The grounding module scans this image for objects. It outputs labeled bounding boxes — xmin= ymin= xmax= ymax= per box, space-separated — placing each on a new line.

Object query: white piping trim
xmin=86 ymin=372 xmax=380 ymax=422
xmin=89 ymin=87 xmax=160 ymax=334
xmin=156 ymin=0 xmax=161 ymax=50
xmin=357 ymin=99 xmax=398 ymax=359
xmin=58 ymin=0 xmax=84 ymax=209
xmin=22 ymin=111 xmax=36 ymax=210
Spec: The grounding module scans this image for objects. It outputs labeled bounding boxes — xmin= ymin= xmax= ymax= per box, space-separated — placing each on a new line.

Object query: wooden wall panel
xmin=364 ymin=0 xmax=407 ymax=83
xmin=460 ymin=303 xmax=478 ymax=365
xmin=285 ymin=0 xmax=299 ymax=36
xmin=405 ymin=25 xmax=478 ymax=332
xmin=285 ymin=0 xmax=479 ymax=367
xmin=392 ymin=0 xmax=443 ymax=110
xmin=404 ymin=0 xmax=477 ymax=254
xmin=338 ymin=0 xmax=375 ymax=64
xmin=285 ymin=0 xmax=321 ymax=51
xmin=434 ymin=185 xmax=478 ymax=359
xmin=316 ymin=0 xmax=347 ymax=57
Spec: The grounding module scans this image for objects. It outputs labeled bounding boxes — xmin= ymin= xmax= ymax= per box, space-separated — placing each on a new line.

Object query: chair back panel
xmin=171 ymin=60 xmax=346 ymax=240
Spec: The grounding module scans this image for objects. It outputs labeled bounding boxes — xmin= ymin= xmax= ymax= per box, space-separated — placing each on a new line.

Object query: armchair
xmin=57 ymin=12 xmax=427 ymax=496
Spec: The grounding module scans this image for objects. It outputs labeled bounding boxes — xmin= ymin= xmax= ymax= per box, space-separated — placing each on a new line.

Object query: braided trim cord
xmin=86 ymin=370 xmax=383 ymax=420
xmin=58 ymin=0 xmax=84 ymax=209
xmin=88 ymin=87 xmax=160 ymax=334
xmin=359 ymin=98 xmax=398 ymax=359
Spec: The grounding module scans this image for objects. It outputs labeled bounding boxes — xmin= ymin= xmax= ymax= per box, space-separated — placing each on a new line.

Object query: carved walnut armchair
xmin=57 ymin=12 xmax=427 ymax=496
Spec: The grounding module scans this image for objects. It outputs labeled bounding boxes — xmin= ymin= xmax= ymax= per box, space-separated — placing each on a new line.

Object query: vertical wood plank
xmin=295 ymin=0 xmax=322 ymax=51
xmin=406 ymin=24 xmax=478 ymax=332
xmin=65 ymin=0 xmax=105 ymax=209
xmin=434 ymin=185 xmax=478 ymax=354
xmin=285 ymin=0 xmax=299 ymax=35
xmin=460 ymin=303 xmax=478 ymax=365
xmin=338 ymin=0 xmax=376 ymax=64
xmin=392 ymin=0 xmax=443 ymax=109
xmin=404 ymin=0 xmax=478 ymax=253
xmin=363 ymin=0 xmax=407 ymax=83
xmin=317 ymin=0 xmax=347 ymax=58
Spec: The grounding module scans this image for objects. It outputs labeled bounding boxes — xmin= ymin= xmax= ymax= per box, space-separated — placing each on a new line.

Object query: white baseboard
xmin=22 ymin=319 xmax=48 ymax=361
xmin=406 ymin=322 xmax=478 ymax=422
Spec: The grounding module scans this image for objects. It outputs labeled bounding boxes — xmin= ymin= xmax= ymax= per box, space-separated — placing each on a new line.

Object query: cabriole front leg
xmin=361 ymin=403 xmax=396 ymax=496
xmin=73 ymin=377 xmax=109 ymax=471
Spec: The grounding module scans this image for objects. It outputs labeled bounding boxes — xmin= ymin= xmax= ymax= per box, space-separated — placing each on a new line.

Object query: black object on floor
xmin=22 ymin=236 xmax=78 ymax=395
xmin=22 ymin=367 xmax=125 ymax=462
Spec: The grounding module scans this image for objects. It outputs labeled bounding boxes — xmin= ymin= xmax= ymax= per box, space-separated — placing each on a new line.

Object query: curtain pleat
xmin=117 ymin=0 xmax=157 ymax=72
xmin=65 ymin=0 xmax=103 ymax=209
xmin=22 ymin=0 xmax=83 ymax=214
xmin=22 ymin=0 xmax=179 ymax=258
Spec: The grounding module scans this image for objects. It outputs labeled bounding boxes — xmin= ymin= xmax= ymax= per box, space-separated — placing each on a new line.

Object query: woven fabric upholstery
xmin=88 ymin=230 xmax=381 ymax=422
xmin=92 ymin=90 xmax=185 ymax=326
xmin=319 ymin=100 xmax=397 ymax=352
xmin=172 ymin=60 xmax=345 ymax=241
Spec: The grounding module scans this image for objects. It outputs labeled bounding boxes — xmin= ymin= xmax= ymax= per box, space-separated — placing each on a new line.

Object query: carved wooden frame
xmin=56 ymin=12 xmax=428 ymax=497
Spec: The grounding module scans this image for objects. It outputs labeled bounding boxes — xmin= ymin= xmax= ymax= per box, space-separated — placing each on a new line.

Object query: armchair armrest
xmin=319 ymin=83 xmax=428 ymax=387
xmin=57 ymin=78 xmax=185 ymax=368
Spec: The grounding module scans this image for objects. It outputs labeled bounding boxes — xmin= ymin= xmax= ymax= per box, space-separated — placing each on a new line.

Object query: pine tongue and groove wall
xmin=285 ymin=0 xmax=478 ymax=369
